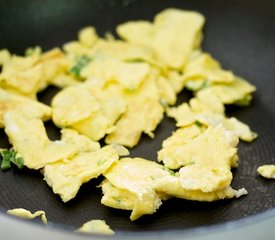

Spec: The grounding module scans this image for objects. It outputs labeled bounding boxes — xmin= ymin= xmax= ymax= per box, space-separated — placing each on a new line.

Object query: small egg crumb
xmin=77 ymin=220 xmax=114 ymax=235
xmin=234 ymin=188 xmax=248 ymax=198
xmin=257 ymin=165 xmax=275 ymax=179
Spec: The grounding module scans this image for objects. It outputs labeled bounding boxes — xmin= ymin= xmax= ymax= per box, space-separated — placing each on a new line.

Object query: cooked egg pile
xmin=0 ymin=8 xmax=260 ymax=224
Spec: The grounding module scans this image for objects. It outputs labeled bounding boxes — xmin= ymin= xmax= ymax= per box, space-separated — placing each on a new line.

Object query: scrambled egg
xmin=209 ymin=78 xmax=256 ymax=106
xmin=167 ymin=88 xmax=257 ymax=142
xmin=60 ymin=128 xmax=100 ymax=153
xmin=117 ymin=8 xmax=205 ymax=69
xmin=77 ymin=220 xmax=114 ymax=235
xmin=158 ymin=125 xmax=238 ymax=169
xmin=0 ymin=53 xmax=43 ymax=97
xmin=7 ymin=208 xmax=47 ymax=224
xmin=158 ymin=125 xmax=238 ymax=193
xmin=257 ymin=165 xmax=275 ymax=179
xmin=105 ymin=95 xmax=164 ymax=147
xmin=102 ymin=157 xmax=172 ymax=220
xmin=88 ymin=82 xmax=126 ymax=125
xmin=167 ymin=90 xmax=224 ymax=127
xmin=183 ymin=51 xmax=256 ymax=106
xmin=91 ymin=39 xmax=156 ymax=64
xmin=154 ymin=176 xmax=246 ymax=201
xmin=101 ymin=156 xmax=245 ymax=220
xmin=0 ymin=88 xmax=52 ymax=128
xmin=0 ymin=48 xmax=71 ymax=98
xmin=44 ymin=144 xmax=127 ymax=202
xmin=52 ymin=83 xmax=113 ymax=141
xmin=184 ymin=51 xmax=235 ymax=91
xmin=4 ymin=107 xmax=77 ymax=169
xmin=81 ymin=57 xmax=151 ymax=91
xmin=0 ymin=8 xmax=258 ymax=223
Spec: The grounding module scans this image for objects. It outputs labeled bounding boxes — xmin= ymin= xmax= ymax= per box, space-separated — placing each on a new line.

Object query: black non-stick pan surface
xmin=1 ymin=0 xmax=275 ymax=238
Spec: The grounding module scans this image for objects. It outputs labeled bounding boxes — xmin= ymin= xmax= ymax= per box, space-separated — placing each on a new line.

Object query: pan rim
xmin=1 ymin=205 xmax=275 ymax=239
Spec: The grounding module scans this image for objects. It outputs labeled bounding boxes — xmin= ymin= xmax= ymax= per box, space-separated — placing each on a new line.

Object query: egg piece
xmin=191 ymin=89 xmax=225 ymax=114
xmin=206 ymin=78 xmax=256 ymax=106
xmin=4 ymin=107 xmax=77 ymax=170
xmin=38 ymin=48 xmax=72 ymax=89
xmin=50 ymin=73 xmax=80 ymax=88
xmin=158 ymin=125 xmax=239 ymax=181
xmin=234 ymin=188 xmax=248 ymax=198
xmin=71 ymin=112 xmax=112 ymax=141
xmin=103 ymin=157 xmax=173 ymax=220
xmin=197 ymin=114 xmax=257 ymax=142
xmin=78 ymin=26 xmax=99 ymax=48
xmin=7 ymin=208 xmax=47 ymax=224
xmin=167 ymin=89 xmax=224 ymax=127
xmin=52 ymin=84 xmax=100 ymax=126
xmin=104 ymin=68 xmax=164 ymax=147
xmin=0 ymin=49 xmax=11 ymax=65
xmin=158 ymin=124 xmax=206 ymax=169
xmin=43 ymin=145 xmax=122 ymax=202
xmin=77 ymin=220 xmax=114 ymax=235
xmin=164 ymin=70 xmax=186 ymax=94
xmin=128 ymin=67 xmax=161 ymax=100
xmin=167 ymin=103 xmax=197 ymax=127
xmin=159 ymin=124 xmax=205 ymax=151
xmin=117 ymin=21 xmax=154 ymax=48
xmin=0 ymin=88 xmax=52 ymax=128
xmin=117 ymin=9 xmax=205 ymax=69
xmin=105 ymin=96 xmax=163 ymax=147
xmin=104 ymin=158 xmax=174 ymax=191
xmin=167 ymin=88 xmax=257 ymax=142
xmin=81 ymin=57 xmax=151 ymax=91
xmin=156 ymin=75 xmax=177 ymax=105
xmin=87 ymin=82 xmax=126 ymax=126
xmin=60 ymin=128 xmax=100 ymax=153
xmin=0 ymin=54 xmax=43 ymax=96
xmin=62 ymin=26 xmax=98 ymax=58
xmin=52 ymin=84 xmax=112 ymax=141
xmin=257 ymin=165 xmax=275 ymax=179
xmin=91 ymin=39 xmax=157 ymax=65
xmin=179 ymin=165 xmax=233 ymax=193
xmin=182 ymin=51 xmax=256 ymax=105
xmin=0 ymin=48 xmax=71 ymax=97
xmin=184 ymin=51 xmax=235 ymax=91
xmin=152 ymin=9 xmax=205 ymax=69
xmin=101 ymin=180 xmax=141 ymax=212
xmin=154 ymin=175 xmax=237 ymax=201
xmin=101 ymin=157 xmax=244 ymax=220
xmin=63 ymin=41 xmax=92 ymax=57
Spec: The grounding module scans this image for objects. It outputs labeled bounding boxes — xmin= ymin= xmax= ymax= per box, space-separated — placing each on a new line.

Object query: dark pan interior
xmin=1 ymin=0 xmax=275 ymax=233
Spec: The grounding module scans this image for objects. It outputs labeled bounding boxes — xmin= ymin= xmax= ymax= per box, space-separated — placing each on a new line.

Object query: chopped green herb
xmin=194 ymin=121 xmax=203 ymax=128
xmin=162 ymin=166 xmax=175 ymax=176
xmin=0 ymin=149 xmax=24 ymax=171
xmin=1 ymin=153 xmax=11 ymax=170
xmin=198 ymin=80 xmax=209 ymax=90
xmin=187 ymin=160 xmax=195 ymax=165
xmin=125 ymin=58 xmax=144 ymax=63
xmin=114 ymin=197 xmax=122 ymax=204
xmin=97 ymin=158 xmax=107 ymax=166
xmin=234 ymin=94 xmax=253 ymax=106
xmin=69 ymin=55 xmax=92 ymax=77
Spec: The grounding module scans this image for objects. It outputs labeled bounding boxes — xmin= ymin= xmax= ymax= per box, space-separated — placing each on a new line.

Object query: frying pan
xmin=0 ymin=0 xmax=275 ymax=239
